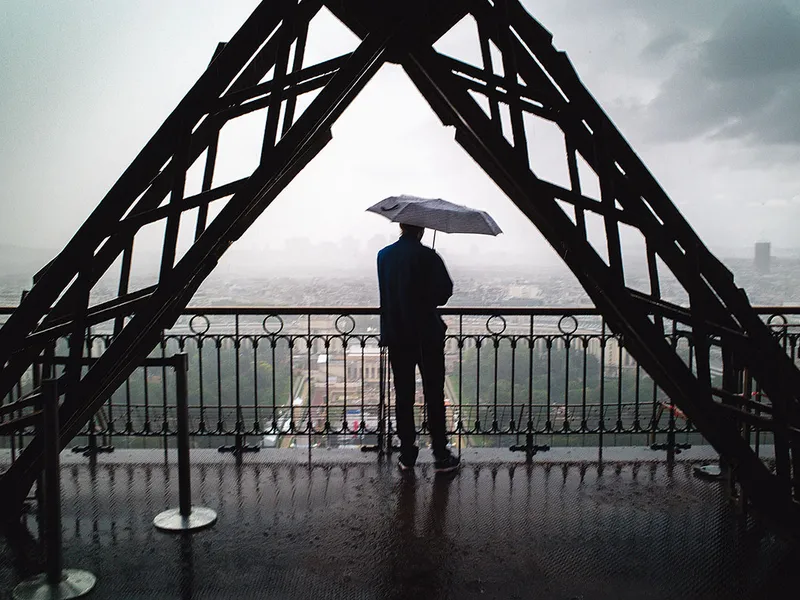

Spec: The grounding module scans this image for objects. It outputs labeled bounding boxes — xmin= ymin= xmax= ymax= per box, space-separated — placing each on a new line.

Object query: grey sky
xmin=1 ymin=0 xmax=799 ymax=279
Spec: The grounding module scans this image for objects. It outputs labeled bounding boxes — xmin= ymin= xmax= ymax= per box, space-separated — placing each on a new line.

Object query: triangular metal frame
xmin=1 ymin=0 xmax=798 ymax=531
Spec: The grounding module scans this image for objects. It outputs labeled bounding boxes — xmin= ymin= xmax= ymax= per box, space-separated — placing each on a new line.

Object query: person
xmin=377 ymin=223 xmax=460 ymax=473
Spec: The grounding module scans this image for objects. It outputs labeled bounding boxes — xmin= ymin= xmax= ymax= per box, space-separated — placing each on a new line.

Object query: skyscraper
xmin=754 ymin=242 xmax=771 ymax=274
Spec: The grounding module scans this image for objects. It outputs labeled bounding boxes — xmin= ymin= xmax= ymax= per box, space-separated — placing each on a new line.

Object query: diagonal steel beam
xmin=0 ymin=0 xmax=327 ymax=402
xmin=0 ymin=11 xmax=403 ymax=524
xmin=493 ymin=0 xmax=800 ymax=491
xmin=400 ymin=42 xmax=799 ymax=529
xmin=476 ymin=3 xmax=800 ymax=466
xmin=0 ymin=0 xmax=295 ymax=369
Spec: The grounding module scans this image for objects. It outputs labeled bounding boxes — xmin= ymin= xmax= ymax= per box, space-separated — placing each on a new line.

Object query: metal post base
xmin=651 ymin=442 xmax=692 ymax=454
xmin=694 ymin=464 xmax=724 ymax=479
xmin=509 ymin=443 xmax=551 ymax=461
xmin=509 ymin=431 xmax=551 ymax=461
xmin=153 ymin=507 xmax=217 ymax=532
xmin=13 ymin=569 xmax=96 ymax=600
xmin=217 ymin=445 xmax=259 ymax=455
xmin=71 ymin=445 xmax=114 ymax=457
xmin=218 ymin=434 xmax=259 ymax=456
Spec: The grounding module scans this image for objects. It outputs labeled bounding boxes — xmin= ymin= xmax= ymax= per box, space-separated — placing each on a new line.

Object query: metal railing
xmin=2 ymin=306 xmax=798 ymax=458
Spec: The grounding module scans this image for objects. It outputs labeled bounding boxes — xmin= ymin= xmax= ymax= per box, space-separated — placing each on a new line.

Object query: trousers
xmin=387 ymin=340 xmax=448 ymax=457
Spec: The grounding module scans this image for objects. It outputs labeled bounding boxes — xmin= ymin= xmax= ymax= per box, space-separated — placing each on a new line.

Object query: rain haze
xmin=1 ymin=0 xmax=800 ymax=287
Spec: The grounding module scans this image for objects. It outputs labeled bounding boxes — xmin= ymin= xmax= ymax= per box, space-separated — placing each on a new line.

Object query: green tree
xmin=112 ymin=336 xmax=292 ymax=432
xmin=455 ymin=337 xmax=662 ymax=430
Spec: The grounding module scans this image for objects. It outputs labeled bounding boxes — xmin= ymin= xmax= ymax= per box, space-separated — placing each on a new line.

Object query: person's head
xmin=400 ymin=223 xmax=424 ymax=241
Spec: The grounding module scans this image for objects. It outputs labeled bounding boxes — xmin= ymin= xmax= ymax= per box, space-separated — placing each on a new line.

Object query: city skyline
xmin=5 ymin=241 xmax=800 ymax=311
xmin=2 ymin=0 xmax=800 ymax=276
xmin=3 ymin=236 xmax=800 ymax=280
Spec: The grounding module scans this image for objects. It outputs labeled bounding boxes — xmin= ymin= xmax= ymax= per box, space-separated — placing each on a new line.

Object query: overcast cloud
xmin=1 ymin=0 xmax=799 ymax=280
xmin=641 ymin=2 xmax=800 ymax=146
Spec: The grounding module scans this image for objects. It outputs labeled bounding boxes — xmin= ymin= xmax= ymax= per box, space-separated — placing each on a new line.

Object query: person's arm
xmin=429 ymin=251 xmax=453 ymax=306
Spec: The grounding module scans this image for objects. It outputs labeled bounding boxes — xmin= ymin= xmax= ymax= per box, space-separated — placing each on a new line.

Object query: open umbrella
xmin=366 ymin=195 xmax=502 ymax=247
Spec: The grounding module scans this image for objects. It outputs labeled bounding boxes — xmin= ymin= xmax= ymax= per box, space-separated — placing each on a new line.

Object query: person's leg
xmin=388 ymin=345 xmax=418 ymax=457
xmin=418 ymin=339 xmax=448 ymax=459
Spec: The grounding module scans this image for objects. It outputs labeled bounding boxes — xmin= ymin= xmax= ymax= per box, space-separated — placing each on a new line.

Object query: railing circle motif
xmin=558 ymin=315 xmax=579 ymax=335
xmin=189 ymin=314 xmax=211 ymax=335
xmin=335 ymin=314 xmax=356 ymax=335
xmin=262 ymin=314 xmax=284 ymax=335
xmin=485 ymin=315 xmax=507 ymax=335
xmin=767 ymin=313 xmax=789 ymax=331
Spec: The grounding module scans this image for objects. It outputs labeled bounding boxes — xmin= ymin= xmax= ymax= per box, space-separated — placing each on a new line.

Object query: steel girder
xmin=1 ymin=0 xmax=798 ymax=531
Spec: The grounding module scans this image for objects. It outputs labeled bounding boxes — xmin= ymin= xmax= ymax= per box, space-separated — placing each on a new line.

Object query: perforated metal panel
xmin=2 ymin=451 xmax=797 ymax=599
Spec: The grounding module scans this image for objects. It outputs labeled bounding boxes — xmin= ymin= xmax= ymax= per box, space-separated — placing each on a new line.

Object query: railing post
xmin=218 ymin=316 xmax=259 ymax=458
xmin=721 ymin=349 xmax=742 ymax=506
xmin=70 ymin=330 xmax=114 ymax=458
xmin=154 ymin=353 xmax=217 ymax=532
xmin=359 ymin=343 xmax=384 ymax=454
xmin=385 ymin=349 xmax=394 ymax=455
xmin=13 ymin=378 xmax=96 ymax=600
xmin=377 ymin=346 xmax=386 ymax=454
xmin=651 ymin=324 xmax=690 ymax=460
xmin=70 ymin=414 xmax=114 ymax=458
xmin=509 ymin=314 xmax=549 ymax=461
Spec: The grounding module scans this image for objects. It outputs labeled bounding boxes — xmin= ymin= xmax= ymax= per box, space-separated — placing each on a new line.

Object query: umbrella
xmin=366 ymin=195 xmax=502 ymax=246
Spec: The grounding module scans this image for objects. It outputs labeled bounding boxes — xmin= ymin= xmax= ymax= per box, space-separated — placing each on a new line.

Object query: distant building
xmin=755 ymin=242 xmax=771 ymax=274
xmin=508 ymin=284 xmax=543 ymax=300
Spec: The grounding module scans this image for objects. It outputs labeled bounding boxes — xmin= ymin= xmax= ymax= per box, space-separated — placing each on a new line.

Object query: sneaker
xmin=433 ymin=452 xmax=461 ymax=474
xmin=398 ymin=446 xmax=419 ymax=471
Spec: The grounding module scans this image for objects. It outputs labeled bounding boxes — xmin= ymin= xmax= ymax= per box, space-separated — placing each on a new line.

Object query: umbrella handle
xmin=432 ymin=230 xmax=437 ymax=250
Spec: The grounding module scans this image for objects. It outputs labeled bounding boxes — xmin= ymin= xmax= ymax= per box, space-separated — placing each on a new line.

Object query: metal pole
xmin=153 ymin=353 xmax=216 ymax=532
xmin=42 ymin=378 xmax=62 ymax=586
xmin=13 ymin=379 xmax=96 ymax=600
xmin=175 ymin=353 xmax=192 ymax=517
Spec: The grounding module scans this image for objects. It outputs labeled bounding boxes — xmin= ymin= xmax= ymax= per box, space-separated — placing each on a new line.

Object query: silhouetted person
xmin=377 ymin=223 xmax=460 ymax=473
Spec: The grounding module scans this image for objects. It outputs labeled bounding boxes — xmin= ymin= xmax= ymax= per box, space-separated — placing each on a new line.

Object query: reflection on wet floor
xmin=1 ymin=453 xmax=798 ymax=599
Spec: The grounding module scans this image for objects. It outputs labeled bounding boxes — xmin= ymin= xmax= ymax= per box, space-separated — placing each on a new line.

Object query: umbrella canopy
xmin=366 ymin=195 xmax=502 ymax=236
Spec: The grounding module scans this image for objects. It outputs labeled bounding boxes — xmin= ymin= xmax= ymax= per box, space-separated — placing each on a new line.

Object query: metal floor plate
xmin=1 ymin=450 xmax=798 ymax=599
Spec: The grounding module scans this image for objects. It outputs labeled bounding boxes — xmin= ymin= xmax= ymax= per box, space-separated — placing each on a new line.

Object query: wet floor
xmin=1 ymin=449 xmax=798 ymax=599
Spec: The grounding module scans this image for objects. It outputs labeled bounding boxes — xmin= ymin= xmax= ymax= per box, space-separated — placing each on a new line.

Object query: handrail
xmin=3 ymin=305 xmax=800 ymax=316
xmin=1 ymin=304 xmax=794 ymax=457
xmin=31 ymin=356 xmax=185 ymax=368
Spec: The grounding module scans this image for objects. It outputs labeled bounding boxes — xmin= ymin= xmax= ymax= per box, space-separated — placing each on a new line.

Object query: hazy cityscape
xmin=2 ymin=240 xmax=800 ymax=309
xmin=4 ymin=239 xmax=790 ymax=452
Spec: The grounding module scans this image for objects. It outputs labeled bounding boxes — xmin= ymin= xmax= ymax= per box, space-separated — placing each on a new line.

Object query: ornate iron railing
xmin=2 ymin=306 xmax=798 ymax=458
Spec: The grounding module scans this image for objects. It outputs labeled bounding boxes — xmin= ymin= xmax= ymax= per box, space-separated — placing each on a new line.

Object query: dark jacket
xmin=377 ymin=235 xmax=453 ymax=347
